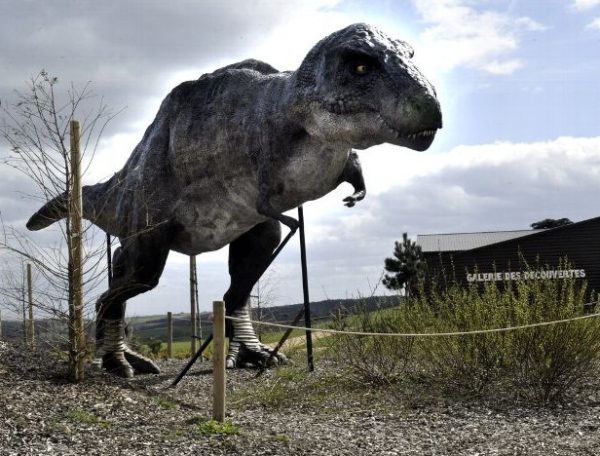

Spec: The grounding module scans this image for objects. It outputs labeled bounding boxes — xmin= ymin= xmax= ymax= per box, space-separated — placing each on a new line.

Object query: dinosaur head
xmin=295 ymin=23 xmax=442 ymax=151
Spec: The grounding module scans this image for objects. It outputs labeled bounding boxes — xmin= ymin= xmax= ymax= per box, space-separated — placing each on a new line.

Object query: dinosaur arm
xmin=337 ymin=150 xmax=366 ymax=207
xmin=256 ymin=194 xmax=299 ymax=232
xmin=256 ymin=155 xmax=299 ymax=232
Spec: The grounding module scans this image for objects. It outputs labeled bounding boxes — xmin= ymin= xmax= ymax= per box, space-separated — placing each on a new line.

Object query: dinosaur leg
xmin=224 ymin=220 xmax=288 ymax=368
xmin=96 ymin=230 xmax=171 ymax=378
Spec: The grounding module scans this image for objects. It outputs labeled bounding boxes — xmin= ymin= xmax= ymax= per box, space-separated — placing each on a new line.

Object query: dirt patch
xmin=1 ymin=341 xmax=599 ymax=455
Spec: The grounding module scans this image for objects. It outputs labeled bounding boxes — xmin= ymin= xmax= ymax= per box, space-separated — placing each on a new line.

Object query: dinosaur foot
xmin=102 ymin=351 xmax=134 ymax=378
xmin=124 ymin=347 xmax=161 ymax=374
xmin=226 ymin=344 xmax=288 ymax=369
xmin=101 ymin=348 xmax=160 ymax=378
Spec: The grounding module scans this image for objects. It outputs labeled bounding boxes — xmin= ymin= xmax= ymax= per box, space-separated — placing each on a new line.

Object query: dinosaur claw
xmin=343 ymin=190 xmax=365 ymax=207
xmin=280 ymin=215 xmax=299 ymax=232
xmin=102 ymin=352 xmax=134 ymax=378
xmin=124 ymin=348 xmax=161 ymax=374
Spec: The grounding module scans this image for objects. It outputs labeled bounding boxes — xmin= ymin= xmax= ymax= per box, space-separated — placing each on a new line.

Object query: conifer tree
xmin=382 ymin=232 xmax=425 ymax=298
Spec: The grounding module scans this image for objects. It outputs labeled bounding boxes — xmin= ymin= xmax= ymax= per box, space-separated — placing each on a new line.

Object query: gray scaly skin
xmin=27 ymin=23 xmax=442 ymax=377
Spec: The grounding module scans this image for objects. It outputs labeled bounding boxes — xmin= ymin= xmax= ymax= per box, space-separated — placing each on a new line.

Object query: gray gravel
xmin=1 ymin=340 xmax=600 ymax=455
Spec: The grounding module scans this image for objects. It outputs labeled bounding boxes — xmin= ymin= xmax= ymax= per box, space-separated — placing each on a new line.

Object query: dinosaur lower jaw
xmin=378 ymin=115 xmax=440 ymax=151
xmin=392 ymin=128 xmax=438 ymax=151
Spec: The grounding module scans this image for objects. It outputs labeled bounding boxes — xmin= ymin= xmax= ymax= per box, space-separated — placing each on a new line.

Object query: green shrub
xmin=146 ymin=338 xmax=163 ymax=357
xmin=330 ymin=304 xmax=417 ymax=385
xmin=197 ymin=419 xmax=239 ymax=435
xmin=331 ymin=266 xmax=600 ymax=403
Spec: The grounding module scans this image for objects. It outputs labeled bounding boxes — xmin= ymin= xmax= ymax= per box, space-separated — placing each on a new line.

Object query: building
xmin=416 ymin=216 xmax=600 ymax=296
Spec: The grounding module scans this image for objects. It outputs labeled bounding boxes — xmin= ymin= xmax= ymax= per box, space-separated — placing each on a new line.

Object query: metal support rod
xmin=169 ymin=333 xmax=213 ymax=388
xmin=213 ymin=300 xmax=226 ymax=422
xmin=106 ymin=233 xmax=112 ymax=286
xmin=170 ymin=224 xmax=298 ymax=386
xmin=261 ymin=305 xmax=305 ymax=372
xmin=298 ymin=206 xmax=314 ymax=371
xmin=190 ymin=256 xmax=197 ymax=353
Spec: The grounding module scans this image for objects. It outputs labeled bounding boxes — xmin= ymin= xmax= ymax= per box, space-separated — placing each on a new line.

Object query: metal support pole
xmin=298 ymin=206 xmax=314 ymax=371
xmin=170 ymin=224 xmax=298 ymax=386
xmin=169 ymin=333 xmax=213 ymax=388
xmin=262 ymin=306 xmax=305 ymax=372
xmin=212 ymin=300 xmax=226 ymax=422
xmin=190 ymin=256 xmax=197 ymax=353
xmin=106 ymin=233 xmax=112 ymax=286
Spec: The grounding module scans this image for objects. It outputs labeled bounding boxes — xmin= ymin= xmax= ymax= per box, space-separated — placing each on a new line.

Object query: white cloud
xmin=411 ymin=0 xmax=545 ymax=75
xmin=572 ymin=0 xmax=600 ymax=11
xmin=342 ymin=135 xmax=600 ymax=237
xmin=480 ymin=59 xmax=524 ymax=75
xmin=253 ymin=135 xmax=600 ymax=313
xmin=587 ymin=17 xmax=600 ymax=29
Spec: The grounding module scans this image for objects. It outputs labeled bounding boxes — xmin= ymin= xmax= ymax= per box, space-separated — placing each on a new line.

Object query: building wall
xmin=423 ymin=217 xmax=600 ymax=297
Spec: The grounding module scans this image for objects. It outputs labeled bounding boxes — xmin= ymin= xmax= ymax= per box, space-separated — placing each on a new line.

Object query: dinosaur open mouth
xmin=404 ymin=129 xmax=437 ymax=140
xmin=382 ymin=117 xmax=439 ymax=151
xmin=398 ymin=129 xmax=437 ymax=151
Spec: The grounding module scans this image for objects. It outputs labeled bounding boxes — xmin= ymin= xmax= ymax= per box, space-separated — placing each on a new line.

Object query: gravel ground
xmin=1 ymin=340 xmax=600 ymax=456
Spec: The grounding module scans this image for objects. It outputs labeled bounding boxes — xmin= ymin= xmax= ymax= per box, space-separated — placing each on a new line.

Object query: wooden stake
xmin=21 ymin=270 xmax=26 ymax=345
xmin=212 ymin=300 xmax=226 ymax=422
xmin=69 ymin=120 xmax=85 ymax=382
xmin=26 ymin=263 xmax=34 ymax=348
xmin=167 ymin=311 xmax=173 ymax=359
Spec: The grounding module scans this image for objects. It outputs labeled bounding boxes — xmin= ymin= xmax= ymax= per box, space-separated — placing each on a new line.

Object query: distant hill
xmin=0 ymin=295 xmax=402 ymax=344
xmin=127 ymin=295 xmax=401 ymax=343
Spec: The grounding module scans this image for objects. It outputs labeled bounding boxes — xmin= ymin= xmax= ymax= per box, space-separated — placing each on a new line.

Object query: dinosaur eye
xmin=354 ymin=64 xmax=369 ymax=75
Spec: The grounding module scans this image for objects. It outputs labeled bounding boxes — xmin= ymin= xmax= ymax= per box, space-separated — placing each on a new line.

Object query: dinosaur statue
xmin=26 ymin=23 xmax=442 ymax=377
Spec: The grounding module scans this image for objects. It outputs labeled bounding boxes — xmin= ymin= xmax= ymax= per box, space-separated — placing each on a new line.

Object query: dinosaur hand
xmin=279 ymin=214 xmax=300 ymax=232
xmin=343 ymin=190 xmax=366 ymax=207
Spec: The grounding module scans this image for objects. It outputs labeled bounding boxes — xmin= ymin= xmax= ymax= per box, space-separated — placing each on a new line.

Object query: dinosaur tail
xmin=26 ymin=183 xmax=106 ymax=231
xmin=26 ymin=192 xmax=70 ymax=231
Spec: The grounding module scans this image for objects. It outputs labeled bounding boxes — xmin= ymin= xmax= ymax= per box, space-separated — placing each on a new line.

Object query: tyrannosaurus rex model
xmin=26 ymin=23 xmax=442 ymax=377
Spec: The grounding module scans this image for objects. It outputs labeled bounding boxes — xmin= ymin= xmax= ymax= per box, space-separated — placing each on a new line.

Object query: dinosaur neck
xmin=263 ymin=72 xmax=305 ymax=127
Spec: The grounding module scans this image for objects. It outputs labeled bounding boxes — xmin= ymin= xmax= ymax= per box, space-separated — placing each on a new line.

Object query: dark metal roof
xmin=417 ymin=230 xmax=544 ymax=253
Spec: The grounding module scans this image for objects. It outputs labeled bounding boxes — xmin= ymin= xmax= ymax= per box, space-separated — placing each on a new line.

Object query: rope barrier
xmin=225 ymin=311 xmax=600 ymax=338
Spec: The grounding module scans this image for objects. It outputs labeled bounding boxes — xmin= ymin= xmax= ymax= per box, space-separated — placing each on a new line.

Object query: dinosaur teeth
xmin=406 ymin=129 xmax=436 ymax=139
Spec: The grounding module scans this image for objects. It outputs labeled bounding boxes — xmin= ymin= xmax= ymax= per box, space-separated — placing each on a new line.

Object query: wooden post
xmin=190 ymin=256 xmax=197 ymax=353
xmin=212 ymin=300 xmax=226 ymax=422
xmin=26 ymin=263 xmax=35 ymax=348
xmin=167 ymin=311 xmax=173 ymax=359
xmin=21 ymin=271 xmax=26 ymax=345
xmin=69 ymin=120 xmax=85 ymax=382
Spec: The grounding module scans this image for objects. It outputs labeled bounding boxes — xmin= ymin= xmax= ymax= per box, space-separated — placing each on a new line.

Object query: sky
xmin=1 ymin=0 xmax=600 ymax=318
